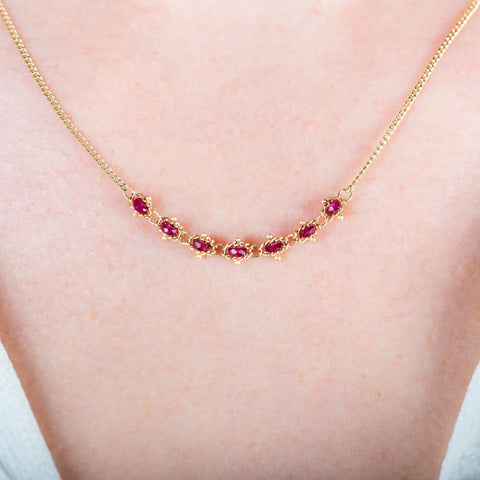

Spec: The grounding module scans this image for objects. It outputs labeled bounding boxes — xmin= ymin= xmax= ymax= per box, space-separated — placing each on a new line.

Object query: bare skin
xmin=0 ymin=1 xmax=479 ymax=478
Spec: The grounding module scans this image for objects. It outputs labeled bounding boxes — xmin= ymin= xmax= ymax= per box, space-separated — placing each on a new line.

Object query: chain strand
xmin=1 ymin=0 xmax=478 ymax=262
xmin=347 ymin=0 xmax=480 ymax=193
xmin=2 ymin=1 xmax=478 ymax=197
xmin=0 ymin=1 xmax=132 ymax=193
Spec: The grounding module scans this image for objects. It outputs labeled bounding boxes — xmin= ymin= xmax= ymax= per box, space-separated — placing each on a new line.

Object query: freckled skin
xmin=0 ymin=1 xmax=479 ymax=479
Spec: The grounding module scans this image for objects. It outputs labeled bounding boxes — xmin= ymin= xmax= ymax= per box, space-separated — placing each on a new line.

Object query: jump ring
xmin=123 ymin=188 xmax=135 ymax=200
xmin=337 ymin=188 xmax=353 ymax=202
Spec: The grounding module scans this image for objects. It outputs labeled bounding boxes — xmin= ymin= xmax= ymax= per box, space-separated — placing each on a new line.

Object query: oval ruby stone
xmin=298 ymin=223 xmax=317 ymax=239
xmin=160 ymin=220 xmax=179 ymax=237
xmin=192 ymin=238 xmax=212 ymax=253
xmin=132 ymin=197 xmax=149 ymax=215
xmin=227 ymin=245 xmax=248 ymax=258
xmin=325 ymin=198 xmax=342 ymax=216
xmin=264 ymin=240 xmax=284 ymax=254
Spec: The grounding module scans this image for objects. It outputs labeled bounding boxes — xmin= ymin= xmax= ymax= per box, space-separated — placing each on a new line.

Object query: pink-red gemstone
xmin=192 ymin=238 xmax=212 ymax=253
xmin=325 ymin=198 xmax=342 ymax=216
xmin=132 ymin=196 xmax=149 ymax=215
xmin=299 ymin=223 xmax=317 ymax=239
xmin=160 ymin=220 xmax=179 ymax=237
xmin=264 ymin=240 xmax=284 ymax=254
xmin=227 ymin=245 xmax=248 ymax=258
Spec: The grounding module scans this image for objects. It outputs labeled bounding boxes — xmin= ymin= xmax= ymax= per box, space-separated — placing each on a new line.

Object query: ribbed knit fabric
xmin=439 ymin=362 xmax=480 ymax=480
xmin=0 ymin=342 xmax=61 ymax=480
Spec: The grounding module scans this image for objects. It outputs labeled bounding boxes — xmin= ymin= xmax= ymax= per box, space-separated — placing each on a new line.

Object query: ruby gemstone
xmin=325 ymin=198 xmax=342 ymax=216
xmin=264 ymin=240 xmax=284 ymax=254
xmin=298 ymin=223 xmax=317 ymax=239
xmin=160 ymin=220 xmax=179 ymax=237
xmin=192 ymin=238 xmax=212 ymax=253
xmin=227 ymin=245 xmax=248 ymax=258
xmin=132 ymin=196 xmax=149 ymax=215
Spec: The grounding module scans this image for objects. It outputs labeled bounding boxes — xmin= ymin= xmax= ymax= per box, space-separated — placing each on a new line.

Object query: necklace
xmin=1 ymin=2 xmax=478 ymax=263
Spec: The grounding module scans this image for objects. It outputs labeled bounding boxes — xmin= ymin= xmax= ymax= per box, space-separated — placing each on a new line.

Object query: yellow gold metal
xmin=123 ymin=188 xmax=135 ymax=201
xmin=147 ymin=210 xmax=162 ymax=226
xmin=315 ymin=212 xmax=328 ymax=228
xmin=337 ymin=188 xmax=353 ymax=202
xmin=284 ymin=233 xmax=297 ymax=248
xmin=1 ymin=0 xmax=478 ymax=262
xmin=214 ymin=243 xmax=225 ymax=256
xmin=178 ymin=231 xmax=192 ymax=245
xmin=250 ymin=244 xmax=263 ymax=258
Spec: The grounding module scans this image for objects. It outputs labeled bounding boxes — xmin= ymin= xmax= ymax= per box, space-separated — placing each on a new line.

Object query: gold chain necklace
xmin=1 ymin=2 xmax=478 ymax=263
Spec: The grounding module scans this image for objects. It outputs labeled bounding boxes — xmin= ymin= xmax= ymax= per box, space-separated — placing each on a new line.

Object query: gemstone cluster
xmin=128 ymin=191 xmax=347 ymax=262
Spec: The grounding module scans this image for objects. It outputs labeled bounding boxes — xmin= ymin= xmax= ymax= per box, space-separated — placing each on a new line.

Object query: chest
xmin=1 ymin=4 xmax=480 ymax=478
xmin=1 ymin=134 xmax=479 ymax=479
